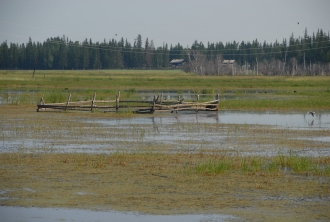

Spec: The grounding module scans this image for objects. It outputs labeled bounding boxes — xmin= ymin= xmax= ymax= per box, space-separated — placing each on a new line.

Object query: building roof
xmin=222 ymin=60 xmax=235 ymax=65
xmin=222 ymin=60 xmax=235 ymax=64
xmin=170 ymin=59 xmax=185 ymax=64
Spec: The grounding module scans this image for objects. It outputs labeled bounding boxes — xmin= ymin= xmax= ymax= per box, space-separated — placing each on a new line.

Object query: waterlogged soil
xmin=0 ymin=105 xmax=330 ymax=221
xmin=1 ymin=153 xmax=330 ymax=221
xmin=1 ymin=105 xmax=330 ymax=156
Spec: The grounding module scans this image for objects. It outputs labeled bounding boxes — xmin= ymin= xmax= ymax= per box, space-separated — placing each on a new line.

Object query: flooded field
xmin=1 ymin=107 xmax=329 ymax=157
xmin=1 ymin=105 xmax=330 ymax=221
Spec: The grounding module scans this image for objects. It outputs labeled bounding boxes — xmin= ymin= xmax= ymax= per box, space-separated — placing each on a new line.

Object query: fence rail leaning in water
xmin=37 ymin=91 xmax=220 ymax=114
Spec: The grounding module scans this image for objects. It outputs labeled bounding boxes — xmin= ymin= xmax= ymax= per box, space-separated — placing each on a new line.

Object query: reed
xmin=193 ymin=154 xmax=330 ymax=175
xmin=277 ymin=153 xmax=315 ymax=172
xmin=195 ymin=159 xmax=231 ymax=174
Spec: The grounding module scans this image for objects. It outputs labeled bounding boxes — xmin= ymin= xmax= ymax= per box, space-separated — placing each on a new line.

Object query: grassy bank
xmin=1 ymin=70 xmax=330 ymax=91
xmin=1 ymin=70 xmax=330 ymax=110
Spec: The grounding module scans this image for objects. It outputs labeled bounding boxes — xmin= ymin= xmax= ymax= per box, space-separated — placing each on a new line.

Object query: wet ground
xmin=1 ymin=105 xmax=329 ymax=221
xmin=1 ymin=108 xmax=329 ymax=157
xmin=0 ymin=206 xmax=236 ymax=222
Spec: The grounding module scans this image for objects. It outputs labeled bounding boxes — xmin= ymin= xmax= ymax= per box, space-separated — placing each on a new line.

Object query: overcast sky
xmin=0 ymin=0 xmax=329 ymax=48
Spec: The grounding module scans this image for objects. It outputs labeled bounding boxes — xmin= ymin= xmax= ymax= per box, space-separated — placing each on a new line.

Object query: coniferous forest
xmin=0 ymin=28 xmax=330 ymax=75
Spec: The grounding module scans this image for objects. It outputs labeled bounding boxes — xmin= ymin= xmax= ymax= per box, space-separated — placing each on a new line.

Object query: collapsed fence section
xmin=37 ymin=91 xmax=220 ymax=114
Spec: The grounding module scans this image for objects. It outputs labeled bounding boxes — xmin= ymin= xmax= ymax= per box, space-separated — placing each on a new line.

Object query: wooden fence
xmin=37 ymin=91 xmax=220 ymax=114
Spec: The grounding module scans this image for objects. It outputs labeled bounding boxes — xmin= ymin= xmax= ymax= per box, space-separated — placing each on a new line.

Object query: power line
xmin=39 ymin=38 xmax=330 ymax=57
xmin=40 ymin=37 xmax=330 ymax=51
xmin=2 ymin=37 xmax=329 ymax=57
xmin=1 ymin=19 xmax=330 ymax=52
xmin=1 ymin=29 xmax=329 ymax=57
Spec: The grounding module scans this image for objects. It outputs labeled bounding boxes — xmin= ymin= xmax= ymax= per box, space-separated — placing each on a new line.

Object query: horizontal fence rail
xmin=37 ymin=92 xmax=220 ymax=114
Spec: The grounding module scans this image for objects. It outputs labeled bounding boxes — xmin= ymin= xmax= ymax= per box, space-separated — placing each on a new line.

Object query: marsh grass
xmin=1 ymin=70 xmax=330 ymax=91
xmin=1 ymin=152 xmax=329 ymax=220
xmin=3 ymin=152 xmax=329 ymax=176
xmin=195 ymin=159 xmax=231 ymax=174
xmin=277 ymin=153 xmax=315 ymax=172
xmin=43 ymin=90 xmax=67 ymax=103
xmin=221 ymin=96 xmax=330 ymax=110
xmin=1 ymin=70 xmax=330 ymax=109
xmin=193 ymin=154 xmax=330 ymax=175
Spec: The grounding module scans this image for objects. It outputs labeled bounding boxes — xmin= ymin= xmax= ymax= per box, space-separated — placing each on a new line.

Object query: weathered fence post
xmin=91 ymin=92 xmax=96 ymax=112
xmin=176 ymin=96 xmax=181 ymax=113
xmin=151 ymin=95 xmax=156 ymax=114
xmin=36 ymin=92 xmax=220 ymax=114
xmin=65 ymin=94 xmax=71 ymax=111
xmin=116 ymin=91 xmax=120 ymax=113
xmin=159 ymin=92 xmax=163 ymax=110
xmin=37 ymin=97 xmax=45 ymax=112
xmin=196 ymin=94 xmax=199 ymax=112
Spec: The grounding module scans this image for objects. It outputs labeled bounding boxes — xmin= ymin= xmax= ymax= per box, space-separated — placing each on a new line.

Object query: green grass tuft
xmin=193 ymin=154 xmax=330 ymax=175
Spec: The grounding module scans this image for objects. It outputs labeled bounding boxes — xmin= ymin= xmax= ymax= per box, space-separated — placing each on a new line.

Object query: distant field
xmin=0 ymin=70 xmax=330 ymax=110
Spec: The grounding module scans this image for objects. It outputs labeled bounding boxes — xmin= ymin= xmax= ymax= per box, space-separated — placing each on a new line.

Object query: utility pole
xmin=256 ymin=58 xmax=258 ymax=76
xmin=245 ymin=61 xmax=247 ymax=75
xmin=32 ymin=58 xmax=38 ymax=78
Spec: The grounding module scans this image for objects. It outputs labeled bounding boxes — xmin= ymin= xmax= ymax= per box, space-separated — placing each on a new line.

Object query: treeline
xmin=0 ymin=34 xmax=171 ymax=70
xmin=184 ymin=28 xmax=330 ymax=76
xmin=0 ymin=28 xmax=329 ymax=75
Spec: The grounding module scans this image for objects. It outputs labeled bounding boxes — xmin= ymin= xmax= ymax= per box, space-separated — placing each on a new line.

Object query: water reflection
xmin=0 ymin=206 xmax=237 ymax=222
xmin=218 ymin=111 xmax=329 ymax=129
xmin=1 ymin=110 xmax=329 ymax=156
xmin=100 ymin=111 xmax=330 ymax=130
